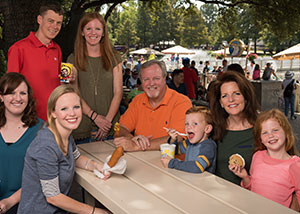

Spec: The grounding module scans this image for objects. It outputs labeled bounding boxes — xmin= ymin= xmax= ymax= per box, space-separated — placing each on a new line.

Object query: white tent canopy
xmin=161 ymin=45 xmax=195 ymax=55
xmin=212 ymin=48 xmax=248 ymax=56
xmin=130 ymin=48 xmax=164 ymax=56
xmin=272 ymin=43 xmax=300 ymax=60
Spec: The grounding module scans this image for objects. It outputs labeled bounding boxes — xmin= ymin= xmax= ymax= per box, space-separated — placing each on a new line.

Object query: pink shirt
xmin=242 ymin=150 xmax=300 ymax=207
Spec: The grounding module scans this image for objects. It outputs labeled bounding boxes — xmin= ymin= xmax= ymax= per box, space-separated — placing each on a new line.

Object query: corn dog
xmin=107 ymin=146 xmax=124 ymax=168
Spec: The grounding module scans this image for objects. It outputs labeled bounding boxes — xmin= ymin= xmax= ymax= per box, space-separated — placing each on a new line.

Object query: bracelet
xmin=91 ymin=206 xmax=95 ymax=214
xmin=85 ymin=159 xmax=92 ymax=170
xmin=89 ymin=110 xmax=96 ymax=120
xmin=93 ymin=114 xmax=98 ymax=122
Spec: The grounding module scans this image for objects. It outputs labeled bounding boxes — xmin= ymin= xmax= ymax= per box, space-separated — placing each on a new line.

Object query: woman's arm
xmin=46 ymin=193 xmax=108 ymax=214
xmin=105 ymin=62 xmax=123 ymax=122
xmin=75 ymin=155 xmax=110 ymax=179
xmin=0 ymin=189 xmax=21 ymax=213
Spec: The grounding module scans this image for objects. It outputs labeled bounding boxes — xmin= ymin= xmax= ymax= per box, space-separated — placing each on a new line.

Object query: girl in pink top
xmin=229 ymin=109 xmax=300 ymax=211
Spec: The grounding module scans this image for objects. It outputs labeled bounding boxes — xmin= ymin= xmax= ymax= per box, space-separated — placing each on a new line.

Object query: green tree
xmin=115 ymin=2 xmax=138 ymax=48
xmin=148 ymin=0 xmax=178 ymax=47
xmin=180 ymin=6 xmax=209 ymax=48
xmin=107 ymin=8 xmax=121 ymax=44
xmin=136 ymin=1 xmax=152 ymax=48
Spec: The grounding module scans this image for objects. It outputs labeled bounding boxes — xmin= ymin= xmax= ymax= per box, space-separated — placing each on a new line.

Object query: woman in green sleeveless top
xmin=68 ymin=12 xmax=122 ymax=143
xmin=208 ymin=71 xmax=260 ymax=185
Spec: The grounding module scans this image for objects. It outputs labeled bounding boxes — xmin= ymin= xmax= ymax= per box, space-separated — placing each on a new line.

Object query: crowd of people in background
xmin=1 ymin=1 xmax=300 ymax=213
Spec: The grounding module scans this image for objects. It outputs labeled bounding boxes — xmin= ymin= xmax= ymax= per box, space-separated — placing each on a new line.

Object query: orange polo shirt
xmin=120 ymin=86 xmax=192 ymax=140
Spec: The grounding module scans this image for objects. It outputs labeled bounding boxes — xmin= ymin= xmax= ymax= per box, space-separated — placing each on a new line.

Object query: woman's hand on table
xmin=161 ymin=156 xmax=172 ymax=168
xmin=94 ymin=161 xmax=111 ymax=180
xmin=94 ymin=208 xmax=112 ymax=214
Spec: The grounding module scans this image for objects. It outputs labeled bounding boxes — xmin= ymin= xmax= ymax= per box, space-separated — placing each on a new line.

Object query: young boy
xmin=161 ymin=106 xmax=217 ymax=173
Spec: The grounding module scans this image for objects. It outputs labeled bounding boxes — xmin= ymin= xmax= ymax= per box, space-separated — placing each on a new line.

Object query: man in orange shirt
xmin=114 ymin=60 xmax=192 ymax=151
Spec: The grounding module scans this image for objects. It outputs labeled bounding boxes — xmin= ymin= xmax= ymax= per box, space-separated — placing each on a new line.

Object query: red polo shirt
xmin=7 ymin=32 xmax=61 ymax=121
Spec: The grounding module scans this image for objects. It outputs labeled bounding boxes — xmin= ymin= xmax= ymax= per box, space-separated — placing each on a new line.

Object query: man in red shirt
xmin=7 ymin=2 xmax=64 ymax=121
xmin=182 ymin=58 xmax=198 ymax=100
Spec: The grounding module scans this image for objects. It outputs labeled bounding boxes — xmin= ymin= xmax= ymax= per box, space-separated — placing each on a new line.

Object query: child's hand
xmin=161 ymin=156 xmax=172 ymax=168
xmin=164 ymin=127 xmax=178 ymax=142
xmin=228 ymin=164 xmax=248 ymax=179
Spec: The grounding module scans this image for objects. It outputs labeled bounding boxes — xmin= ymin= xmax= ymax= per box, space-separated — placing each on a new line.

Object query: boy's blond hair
xmin=186 ymin=106 xmax=213 ymax=126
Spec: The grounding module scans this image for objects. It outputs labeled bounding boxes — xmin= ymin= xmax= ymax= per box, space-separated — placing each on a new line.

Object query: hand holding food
xmin=229 ymin=154 xmax=245 ymax=168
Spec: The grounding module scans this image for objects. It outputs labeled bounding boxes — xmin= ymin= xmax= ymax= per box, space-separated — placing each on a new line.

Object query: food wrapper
xmin=94 ymin=155 xmax=127 ymax=179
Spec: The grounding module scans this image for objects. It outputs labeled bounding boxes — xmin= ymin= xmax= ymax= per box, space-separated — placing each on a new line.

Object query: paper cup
xmin=160 ymin=143 xmax=176 ymax=158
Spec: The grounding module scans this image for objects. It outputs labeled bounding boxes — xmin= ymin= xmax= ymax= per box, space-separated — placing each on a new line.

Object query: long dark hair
xmin=0 ymin=72 xmax=38 ymax=128
xmin=208 ymin=71 xmax=260 ymax=141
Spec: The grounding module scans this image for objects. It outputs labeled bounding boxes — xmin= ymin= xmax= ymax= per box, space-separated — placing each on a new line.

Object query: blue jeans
xmin=284 ymin=94 xmax=295 ymax=117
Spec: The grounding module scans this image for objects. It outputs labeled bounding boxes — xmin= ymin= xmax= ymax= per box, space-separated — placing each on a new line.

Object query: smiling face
xmin=220 ymin=81 xmax=245 ymax=117
xmin=260 ymin=118 xmax=286 ymax=155
xmin=141 ymin=64 xmax=166 ymax=102
xmin=51 ymin=93 xmax=82 ymax=134
xmin=1 ymin=81 xmax=28 ymax=117
xmin=82 ymin=18 xmax=103 ymax=48
xmin=37 ymin=10 xmax=63 ymax=44
xmin=185 ymin=113 xmax=212 ymax=144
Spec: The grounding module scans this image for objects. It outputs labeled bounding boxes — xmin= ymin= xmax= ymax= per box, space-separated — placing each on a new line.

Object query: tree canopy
xmin=0 ymin=0 xmax=299 ymax=67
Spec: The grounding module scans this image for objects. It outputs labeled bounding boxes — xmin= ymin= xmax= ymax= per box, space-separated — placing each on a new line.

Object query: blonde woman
xmin=18 ymin=85 xmax=110 ymax=214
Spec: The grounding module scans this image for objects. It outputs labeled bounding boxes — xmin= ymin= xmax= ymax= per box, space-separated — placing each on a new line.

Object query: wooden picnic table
xmin=75 ymin=141 xmax=297 ymax=214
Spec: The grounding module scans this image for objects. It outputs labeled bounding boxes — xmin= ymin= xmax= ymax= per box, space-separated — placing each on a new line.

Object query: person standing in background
xmin=67 ymin=12 xmax=122 ymax=143
xmin=282 ymin=71 xmax=297 ymax=120
xmin=7 ymin=2 xmax=64 ymax=121
xmin=182 ymin=58 xmax=198 ymax=100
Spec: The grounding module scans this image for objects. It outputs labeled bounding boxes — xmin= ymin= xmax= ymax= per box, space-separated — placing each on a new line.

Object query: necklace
xmin=89 ymin=57 xmax=101 ymax=96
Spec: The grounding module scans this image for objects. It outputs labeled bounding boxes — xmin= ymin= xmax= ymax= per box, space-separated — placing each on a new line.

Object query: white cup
xmin=160 ymin=143 xmax=176 ymax=158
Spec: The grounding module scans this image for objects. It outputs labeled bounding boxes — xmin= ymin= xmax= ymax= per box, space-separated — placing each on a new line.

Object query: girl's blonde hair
xmin=47 ymin=85 xmax=81 ymax=154
xmin=253 ymin=109 xmax=298 ymax=155
xmin=74 ymin=12 xmax=117 ymax=71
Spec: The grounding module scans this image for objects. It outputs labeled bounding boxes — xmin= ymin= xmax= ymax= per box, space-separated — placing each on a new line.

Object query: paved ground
xmin=286 ymin=112 xmax=300 ymax=153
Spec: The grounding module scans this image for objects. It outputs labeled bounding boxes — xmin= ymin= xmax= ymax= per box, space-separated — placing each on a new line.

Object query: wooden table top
xmin=75 ymin=141 xmax=297 ymax=214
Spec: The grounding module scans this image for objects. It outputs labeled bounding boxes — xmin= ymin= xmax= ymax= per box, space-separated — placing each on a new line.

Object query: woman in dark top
xmin=208 ymin=71 xmax=260 ymax=185
xmin=0 ymin=73 xmax=42 ymax=214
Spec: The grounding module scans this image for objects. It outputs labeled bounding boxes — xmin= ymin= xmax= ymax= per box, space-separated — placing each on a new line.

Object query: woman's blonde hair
xmin=47 ymin=85 xmax=81 ymax=154
xmin=74 ymin=12 xmax=117 ymax=71
xmin=253 ymin=109 xmax=298 ymax=155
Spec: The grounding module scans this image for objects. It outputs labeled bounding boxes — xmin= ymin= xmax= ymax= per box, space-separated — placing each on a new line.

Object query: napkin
xmin=93 ymin=155 xmax=127 ymax=179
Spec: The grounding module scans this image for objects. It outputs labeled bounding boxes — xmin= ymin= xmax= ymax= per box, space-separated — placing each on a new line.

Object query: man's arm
xmin=114 ymin=125 xmax=169 ymax=151
xmin=7 ymin=45 xmax=22 ymax=73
